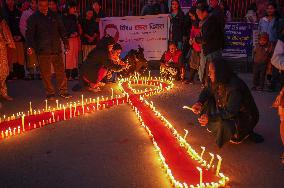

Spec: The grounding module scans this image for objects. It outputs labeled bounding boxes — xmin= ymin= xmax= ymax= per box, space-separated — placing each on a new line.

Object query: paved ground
xmin=0 ymin=73 xmax=283 ymax=188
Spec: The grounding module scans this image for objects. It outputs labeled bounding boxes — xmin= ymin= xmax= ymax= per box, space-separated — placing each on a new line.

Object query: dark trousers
xmin=66 ymin=68 xmax=78 ymax=79
xmin=188 ymin=68 xmax=197 ymax=82
xmin=253 ymin=63 xmax=266 ymax=88
xmin=38 ymin=54 xmax=68 ymax=95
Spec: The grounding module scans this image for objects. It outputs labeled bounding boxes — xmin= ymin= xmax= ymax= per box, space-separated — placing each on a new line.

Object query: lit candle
xmin=63 ymin=105 xmax=66 ymax=120
xmin=208 ymin=153 xmax=215 ymax=168
xmin=111 ymin=88 xmax=114 ymax=99
xmin=200 ymin=146 xmax=206 ymax=159
xmin=45 ymin=100 xmax=48 ymax=111
xmin=183 ymin=129 xmax=188 ymax=140
xmin=81 ymin=95 xmax=84 ymax=114
xmin=196 ymin=167 xmax=203 ymax=186
xmin=69 ymin=103 xmax=72 ymax=118
xmin=56 ymin=100 xmax=59 ymax=109
xmin=29 ymin=102 xmax=32 ymax=115
xmin=216 ymin=155 xmax=222 ymax=176
xmin=21 ymin=115 xmax=25 ymax=131
xmin=148 ymin=70 xmax=151 ymax=79
xmin=52 ymin=112 xmax=55 ymax=122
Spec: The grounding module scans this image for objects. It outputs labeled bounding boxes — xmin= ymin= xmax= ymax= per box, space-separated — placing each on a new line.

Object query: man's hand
xmin=198 ymin=114 xmax=208 ymax=126
xmin=191 ymin=102 xmax=202 ymax=115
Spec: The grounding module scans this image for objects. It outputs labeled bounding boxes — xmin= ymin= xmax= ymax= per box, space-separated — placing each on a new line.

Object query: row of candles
xmin=118 ymin=77 xmax=229 ymax=188
xmin=0 ymin=74 xmax=229 ymax=187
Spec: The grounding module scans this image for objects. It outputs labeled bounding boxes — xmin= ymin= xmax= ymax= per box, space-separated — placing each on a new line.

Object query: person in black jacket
xmin=190 ymin=60 xmax=264 ymax=148
xmin=2 ymin=0 xmax=25 ymax=79
xmin=195 ymin=1 xmax=224 ymax=85
xmin=169 ymin=0 xmax=186 ymax=50
xmin=26 ymin=0 xmax=71 ymax=100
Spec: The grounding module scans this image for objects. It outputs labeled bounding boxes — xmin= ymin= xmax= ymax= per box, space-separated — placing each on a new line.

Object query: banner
xmin=223 ymin=22 xmax=254 ymax=59
xmin=99 ymin=14 xmax=170 ymax=60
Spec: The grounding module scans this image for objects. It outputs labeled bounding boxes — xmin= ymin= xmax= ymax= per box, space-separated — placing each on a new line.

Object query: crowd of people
xmin=0 ymin=0 xmax=284 ymax=160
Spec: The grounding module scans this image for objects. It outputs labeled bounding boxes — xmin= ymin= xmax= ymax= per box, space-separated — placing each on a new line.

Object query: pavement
xmin=0 ymin=73 xmax=283 ymax=188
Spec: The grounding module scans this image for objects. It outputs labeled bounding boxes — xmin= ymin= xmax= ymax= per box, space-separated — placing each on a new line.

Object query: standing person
xmin=48 ymin=0 xmax=58 ymax=13
xmin=259 ymin=2 xmax=280 ymax=92
xmin=19 ymin=0 xmax=38 ymax=80
xmin=273 ymin=87 xmax=284 ymax=165
xmin=26 ymin=0 xmax=71 ymax=100
xmin=141 ymin=0 xmax=156 ymax=16
xmin=2 ymin=0 xmax=25 ymax=79
xmin=81 ymin=8 xmax=99 ymax=61
xmin=169 ymin=0 xmax=186 ymax=50
xmin=208 ymin=0 xmax=225 ymax=28
xmin=92 ymin=0 xmax=105 ymax=23
xmin=252 ymin=32 xmax=273 ymax=91
xmin=0 ymin=11 xmax=15 ymax=101
xmin=187 ymin=7 xmax=201 ymax=84
xmin=62 ymin=1 xmax=80 ymax=81
xmin=246 ymin=0 xmax=258 ymax=23
xmin=195 ymin=1 xmax=224 ymax=86
xmin=219 ymin=0 xmax=232 ymax=23
xmin=190 ymin=60 xmax=263 ymax=148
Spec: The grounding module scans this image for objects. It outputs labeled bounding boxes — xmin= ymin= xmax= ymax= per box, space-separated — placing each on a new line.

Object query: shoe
xmin=2 ymin=95 xmax=13 ymax=101
xmin=59 ymin=93 xmax=72 ymax=99
xmin=46 ymin=94 xmax=56 ymax=101
xmin=249 ymin=132 xmax=264 ymax=143
xmin=230 ymin=134 xmax=250 ymax=144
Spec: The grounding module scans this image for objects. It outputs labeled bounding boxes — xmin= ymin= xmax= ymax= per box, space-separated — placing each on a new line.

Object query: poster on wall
xmin=223 ymin=22 xmax=254 ymax=59
xmin=99 ymin=14 xmax=170 ymax=60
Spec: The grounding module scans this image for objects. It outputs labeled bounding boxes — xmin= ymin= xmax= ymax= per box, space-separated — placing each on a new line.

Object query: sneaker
xmin=59 ymin=93 xmax=72 ymax=99
xmin=249 ymin=132 xmax=264 ymax=143
xmin=46 ymin=94 xmax=56 ymax=101
xmin=230 ymin=134 xmax=250 ymax=144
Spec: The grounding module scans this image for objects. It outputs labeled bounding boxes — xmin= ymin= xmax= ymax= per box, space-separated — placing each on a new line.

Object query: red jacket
xmin=190 ymin=25 xmax=201 ymax=52
xmin=164 ymin=50 xmax=183 ymax=64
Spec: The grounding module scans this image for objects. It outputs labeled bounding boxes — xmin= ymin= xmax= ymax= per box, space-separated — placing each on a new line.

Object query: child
xmin=81 ymin=8 xmax=99 ymax=61
xmin=160 ymin=42 xmax=184 ymax=80
xmin=187 ymin=7 xmax=201 ymax=84
xmin=252 ymin=32 xmax=273 ymax=91
xmin=63 ymin=1 xmax=80 ymax=80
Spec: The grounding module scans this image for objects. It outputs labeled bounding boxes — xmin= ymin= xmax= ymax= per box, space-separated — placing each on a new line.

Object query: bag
xmin=271 ymin=39 xmax=284 ymax=71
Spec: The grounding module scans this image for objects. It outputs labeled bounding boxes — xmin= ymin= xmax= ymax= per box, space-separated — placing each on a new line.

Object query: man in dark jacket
xmin=26 ymin=0 xmax=71 ymax=100
xmin=190 ymin=60 xmax=264 ymax=148
xmin=195 ymin=1 xmax=224 ymax=85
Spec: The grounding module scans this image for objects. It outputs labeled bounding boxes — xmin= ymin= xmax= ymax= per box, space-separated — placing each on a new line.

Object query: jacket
xmin=195 ymin=14 xmax=224 ymax=56
xmin=26 ymin=10 xmax=68 ymax=55
xmin=170 ymin=11 xmax=186 ymax=42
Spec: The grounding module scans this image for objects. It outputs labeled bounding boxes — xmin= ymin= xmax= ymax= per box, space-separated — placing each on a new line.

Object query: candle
xmin=63 ymin=105 xmax=66 ymax=120
xmin=200 ymin=146 xmax=206 ymax=159
xmin=208 ymin=153 xmax=215 ymax=168
xmin=81 ymin=95 xmax=85 ymax=114
xmin=69 ymin=103 xmax=72 ymax=118
xmin=183 ymin=129 xmax=188 ymax=140
xmin=148 ymin=70 xmax=151 ymax=79
xmin=29 ymin=102 xmax=32 ymax=115
xmin=45 ymin=100 xmax=48 ymax=111
xmin=196 ymin=167 xmax=203 ymax=186
xmin=52 ymin=112 xmax=55 ymax=122
xmin=56 ymin=100 xmax=59 ymax=109
xmin=111 ymin=88 xmax=114 ymax=99
xmin=21 ymin=115 xmax=25 ymax=131
xmin=216 ymin=155 xmax=222 ymax=176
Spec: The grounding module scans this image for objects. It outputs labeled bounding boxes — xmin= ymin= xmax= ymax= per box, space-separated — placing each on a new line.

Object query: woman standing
xmin=63 ymin=1 xmax=81 ymax=80
xmin=169 ymin=0 xmax=185 ymax=50
xmin=81 ymin=8 xmax=99 ymax=61
xmin=0 ymin=12 xmax=15 ymax=101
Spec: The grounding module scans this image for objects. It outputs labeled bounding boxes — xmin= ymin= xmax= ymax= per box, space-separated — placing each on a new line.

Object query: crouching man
xmin=190 ymin=60 xmax=264 ymax=147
